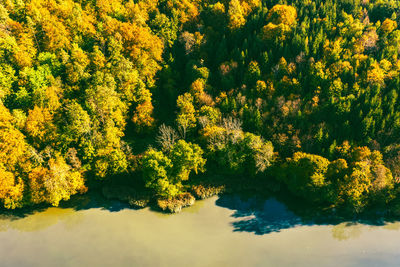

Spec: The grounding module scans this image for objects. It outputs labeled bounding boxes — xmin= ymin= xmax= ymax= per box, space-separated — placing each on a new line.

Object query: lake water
xmin=1 ymin=194 xmax=400 ymax=267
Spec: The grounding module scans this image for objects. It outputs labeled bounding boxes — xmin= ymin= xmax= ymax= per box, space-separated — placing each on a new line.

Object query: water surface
xmin=1 ymin=195 xmax=400 ymax=267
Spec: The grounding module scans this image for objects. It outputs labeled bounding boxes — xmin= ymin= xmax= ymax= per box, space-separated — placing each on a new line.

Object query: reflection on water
xmin=1 ymin=194 xmax=400 ymax=266
xmin=383 ymin=222 xmax=400 ymax=231
xmin=331 ymin=221 xmax=400 ymax=241
xmin=332 ymin=222 xmax=364 ymax=241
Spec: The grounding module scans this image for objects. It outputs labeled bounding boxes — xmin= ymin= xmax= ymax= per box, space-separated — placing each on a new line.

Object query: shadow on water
xmin=61 ymin=191 xmax=132 ymax=212
xmin=215 ymin=193 xmax=398 ymax=236
xmin=0 ymin=173 xmax=147 ymax=223
xmin=1 ymin=187 xmax=400 ymax=236
xmin=216 ymin=195 xmax=303 ymax=235
xmin=0 ymin=190 xmax=131 ymax=224
xmin=0 ymin=189 xmax=141 ymax=233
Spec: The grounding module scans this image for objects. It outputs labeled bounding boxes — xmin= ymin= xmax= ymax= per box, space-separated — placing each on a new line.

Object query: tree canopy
xmin=1 ymin=0 xmax=400 ymax=213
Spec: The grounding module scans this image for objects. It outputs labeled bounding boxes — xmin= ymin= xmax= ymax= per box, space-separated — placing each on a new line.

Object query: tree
xmin=170 ymin=140 xmax=206 ymax=182
xmin=140 ymin=149 xmax=179 ymax=198
xmin=66 ymin=43 xmax=90 ymax=84
xmin=262 ymin=5 xmax=297 ymax=42
xmin=267 ymin=5 xmax=297 ymax=26
xmin=0 ymin=102 xmax=29 ymax=171
xmin=0 ymin=167 xmax=24 ymax=209
xmin=41 ymin=18 xmax=71 ymax=52
xmin=29 ymin=155 xmax=87 ymax=206
xmin=131 ymin=88 xmax=155 ymax=132
xmin=337 ymin=147 xmax=395 ymax=210
xmin=228 ymin=0 xmax=246 ymax=30
xmin=280 ymin=152 xmax=331 ymax=202
xmin=141 ymin=140 xmax=206 ymax=198
xmin=338 ymin=161 xmax=372 ymax=211
xmin=246 ymin=134 xmax=274 ymax=173
xmin=85 ymin=76 xmax=127 ymax=143
xmin=198 ymin=106 xmax=221 ymax=127
xmin=163 ymin=0 xmax=200 ymax=25
xmin=244 ymin=61 xmax=261 ymax=87
xmin=94 ymin=147 xmax=128 ymax=178
xmin=176 ymin=93 xmax=197 ymax=138
xmin=201 ymin=121 xmax=273 ymax=176
xmin=380 ymin=18 xmax=397 ymax=35
xmin=107 ymin=19 xmax=164 ymax=85
xmin=25 ymin=106 xmax=55 ymax=146
xmin=62 ymin=101 xmax=92 ymax=143
xmin=156 ymin=124 xmax=179 ymax=151
xmin=150 ymin=13 xmax=178 ymax=48
xmin=0 ymin=64 xmax=16 ymax=100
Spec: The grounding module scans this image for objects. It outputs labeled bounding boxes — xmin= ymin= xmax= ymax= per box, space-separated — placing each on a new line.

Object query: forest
xmin=1 ymin=0 xmax=400 ymax=214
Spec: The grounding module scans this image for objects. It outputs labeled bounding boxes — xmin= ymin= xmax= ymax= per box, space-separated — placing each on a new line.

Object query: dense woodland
xmin=1 ymin=0 xmax=400 ymax=213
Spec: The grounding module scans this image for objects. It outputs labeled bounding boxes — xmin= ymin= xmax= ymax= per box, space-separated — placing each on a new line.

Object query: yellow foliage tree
xmin=25 ymin=106 xmax=55 ymax=144
xmin=29 ymin=155 xmax=87 ymax=206
xmin=380 ymin=18 xmax=397 ymax=34
xmin=267 ymin=4 xmax=297 ymax=25
xmin=0 ymin=103 xmax=29 ymax=209
xmin=228 ymin=0 xmax=246 ymax=30
xmin=105 ymin=19 xmax=164 ymax=85
xmin=262 ymin=5 xmax=297 ymax=41
xmin=165 ymin=0 xmax=200 ymax=25
xmin=176 ymin=93 xmax=197 ymax=138
xmin=0 ymin=103 xmax=29 ymax=171
xmin=239 ymin=0 xmax=261 ymax=15
xmin=0 ymin=167 xmax=24 ymax=209
xmin=132 ymin=98 xmax=155 ymax=131
xmin=367 ymin=61 xmax=385 ymax=85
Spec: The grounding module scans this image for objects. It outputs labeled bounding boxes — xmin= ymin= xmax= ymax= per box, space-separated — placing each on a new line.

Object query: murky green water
xmin=1 ymin=195 xmax=400 ymax=267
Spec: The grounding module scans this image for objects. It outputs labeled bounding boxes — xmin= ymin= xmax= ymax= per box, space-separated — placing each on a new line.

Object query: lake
xmin=0 ymin=194 xmax=400 ymax=267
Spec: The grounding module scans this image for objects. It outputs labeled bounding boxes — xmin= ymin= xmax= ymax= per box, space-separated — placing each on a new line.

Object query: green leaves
xmin=200 ymin=121 xmax=274 ymax=176
xmin=170 ymin=140 xmax=206 ymax=181
xmin=141 ymin=140 xmax=206 ymax=198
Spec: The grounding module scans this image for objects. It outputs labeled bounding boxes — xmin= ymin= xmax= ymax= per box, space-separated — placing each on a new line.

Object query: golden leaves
xmin=25 ymin=106 xmax=55 ymax=144
xmin=262 ymin=5 xmax=297 ymax=41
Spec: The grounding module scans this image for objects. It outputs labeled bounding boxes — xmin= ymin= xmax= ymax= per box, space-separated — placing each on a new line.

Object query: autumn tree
xmin=262 ymin=5 xmax=297 ymax=42
xmin=29 ymin=155 xmax=87 ymax=206
xmin=0 ymin=167 xmax=24 ymax=209
xmin=176 ymin=93 xmax=197 ymax=138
